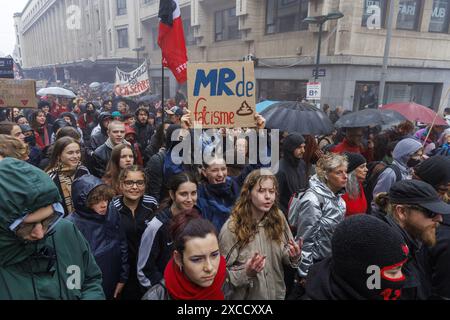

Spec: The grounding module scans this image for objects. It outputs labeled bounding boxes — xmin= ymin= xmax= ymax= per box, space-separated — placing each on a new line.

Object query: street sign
xmin=0 ymin=58 xmax=14 ymax=79
xmin=312 ymin=68 xmax=326 ymax=78
xmin=306 ymin=82 xmax=321 ymax=100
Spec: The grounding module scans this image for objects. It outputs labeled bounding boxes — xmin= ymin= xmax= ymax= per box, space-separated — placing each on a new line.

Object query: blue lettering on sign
xmin=193 ymin=67 xmax=254 ymax=97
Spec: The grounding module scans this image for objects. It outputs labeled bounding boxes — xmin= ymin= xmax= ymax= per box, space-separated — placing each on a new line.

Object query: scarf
xmin=164 ymin=256 xmax=226 ymax=300
xmin=35 ymin=126 xmax=50 ymax=149
xmin=49 ymin=165 xmax=81 ymax=216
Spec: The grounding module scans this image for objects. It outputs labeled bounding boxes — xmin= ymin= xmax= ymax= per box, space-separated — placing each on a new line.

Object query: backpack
xmin=363 ymin=161 xmax=402 ymax=214
xmin=287 ymin=189 xmax=324 ymax=237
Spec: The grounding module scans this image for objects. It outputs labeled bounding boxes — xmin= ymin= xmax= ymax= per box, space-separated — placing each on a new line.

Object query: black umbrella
xmin=260 ymin=101 xmax=334 ymax=135
xmin=335 ymin=109 xmax=406 ymax=128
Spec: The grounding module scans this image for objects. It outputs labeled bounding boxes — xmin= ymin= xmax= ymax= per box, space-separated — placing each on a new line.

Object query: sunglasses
xmin=406 ymin=205 xmax=438 ymax=219
xmin=9 ymin=203 xmax=64 ymax=238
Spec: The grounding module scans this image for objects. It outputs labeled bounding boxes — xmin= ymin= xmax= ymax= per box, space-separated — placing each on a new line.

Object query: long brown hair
xmin=103 ymin=144 xmax=135 ymax=190
xmin=229 ymin=169 xmax=285 ymax=245
xmin=46 ymin=136 xmax=80 ymax=172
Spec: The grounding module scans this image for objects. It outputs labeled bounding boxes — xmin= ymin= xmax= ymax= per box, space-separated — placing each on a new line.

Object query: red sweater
xmin=342 ymin=182 xmax=367 ymax=217
xmin=331 ymin=138 xmax=373 ymax=162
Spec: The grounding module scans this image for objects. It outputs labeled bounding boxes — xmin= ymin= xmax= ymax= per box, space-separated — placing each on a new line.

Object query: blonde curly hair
xmin=315 ymin=152 xmax=348 ymax=183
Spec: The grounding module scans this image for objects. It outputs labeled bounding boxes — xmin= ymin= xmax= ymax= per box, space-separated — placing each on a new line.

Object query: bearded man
xmin=376 ymin=180 xmax=450 ymax=300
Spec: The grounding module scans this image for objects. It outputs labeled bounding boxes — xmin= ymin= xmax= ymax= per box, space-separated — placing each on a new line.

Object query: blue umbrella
xmin=256 ymin=100 xmax=278 ymax=113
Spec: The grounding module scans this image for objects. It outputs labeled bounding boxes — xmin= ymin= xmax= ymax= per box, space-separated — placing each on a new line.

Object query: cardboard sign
xmin=187 ymin=61 xmax=257 ymax=128
xmin=115 ymin=61 xmax=151 ymax=97
xmin=0 ymin=79 xmax=37 ymax=109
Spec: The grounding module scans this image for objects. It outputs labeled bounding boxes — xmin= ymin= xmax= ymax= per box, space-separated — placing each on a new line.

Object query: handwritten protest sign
xmin=187 ymin=61 xmax=256 ymax=128
xmin=115 ymin=61 xmax=151 ymax=97
xmin=0 ymin=79 xmax=37 ymax=109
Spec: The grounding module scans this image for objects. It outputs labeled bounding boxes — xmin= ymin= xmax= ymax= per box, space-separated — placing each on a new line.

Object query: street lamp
xmin=132 ymin=46 xmax=146 ymax=66
xmin=303 ymin=11 xmax=344 ymax=81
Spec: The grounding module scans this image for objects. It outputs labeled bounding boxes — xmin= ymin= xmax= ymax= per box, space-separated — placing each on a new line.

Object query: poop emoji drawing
xmin=236 ymin=101 xmax=254 ymax=116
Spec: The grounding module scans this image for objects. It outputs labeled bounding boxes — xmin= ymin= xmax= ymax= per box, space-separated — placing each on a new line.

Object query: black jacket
xmin=91 ymin=143 xmax=112 ymax=178
xmin=112 ymin=195 xmax=158 ymax=273
xmin=420 ymin=215 xmax=450 ymax=299
xmin=305 ymin=258 xmax=366 ymax=300
xmin=144 ymin=149 xmax=166 ymax=202
xmin=133 ymin=122 xmax=154 ymax=153
xmin=276 ymin=158 xmax=308 ymax=214
xmin=112 ymin=195 xmax=158 ymax=300
xmin=67 ymin=175 xmax=129 ymax=299
xmin=137 ymin=207 xmax=174 ymax=289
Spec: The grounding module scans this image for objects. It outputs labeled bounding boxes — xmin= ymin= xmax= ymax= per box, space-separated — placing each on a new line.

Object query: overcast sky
xmin=0 ymin=0 xmax=30 ymax=56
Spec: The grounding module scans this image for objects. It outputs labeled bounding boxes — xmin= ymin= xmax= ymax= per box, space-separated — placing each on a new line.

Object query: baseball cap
xmin=166 ymin=106 xmax=184 ymax=116
xmin=388 ymin=180 xmax=450 ymax=215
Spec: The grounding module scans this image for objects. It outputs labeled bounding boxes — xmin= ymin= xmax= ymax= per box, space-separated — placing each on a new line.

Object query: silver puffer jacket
xmin=294 ymin=174 xmax=346 ymax=277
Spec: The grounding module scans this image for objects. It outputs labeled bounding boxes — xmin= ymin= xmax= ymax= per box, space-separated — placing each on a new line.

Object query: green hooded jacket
xmin=0 ymin=158 xmax=105 ymax=300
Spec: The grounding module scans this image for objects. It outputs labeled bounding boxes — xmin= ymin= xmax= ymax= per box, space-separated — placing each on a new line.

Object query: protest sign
xmin=187 ymin=61 xmax=256 ymax=128
xmin=115 ymin=61 xmax=151 ymax=97
xmin=0 ymin=79 xmax=37 ymax=109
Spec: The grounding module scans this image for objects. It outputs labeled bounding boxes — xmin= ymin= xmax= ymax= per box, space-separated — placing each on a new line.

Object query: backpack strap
xmin=388 ymin=164 xmax=402 ymax=182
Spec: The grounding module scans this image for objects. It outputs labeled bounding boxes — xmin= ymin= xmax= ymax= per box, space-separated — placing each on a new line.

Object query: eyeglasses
xmin=9 ymin=203 xmax=64 ymax=238
xmin=123 ymin=180 xmax=145 ymax=187
xmin=406 ymin=205 xmax=438 ymax=219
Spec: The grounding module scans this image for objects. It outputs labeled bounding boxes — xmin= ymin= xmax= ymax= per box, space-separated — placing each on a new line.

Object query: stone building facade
xmin=14 ymin=0 xmax=450 ymax=112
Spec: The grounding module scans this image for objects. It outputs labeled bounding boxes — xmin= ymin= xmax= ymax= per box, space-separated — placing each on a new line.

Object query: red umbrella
xmin=380 ymin=102 xmax=448 ymax=126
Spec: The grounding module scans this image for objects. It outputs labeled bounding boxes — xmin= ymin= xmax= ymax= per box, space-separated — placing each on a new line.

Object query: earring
xmin=179 ymin=265 xmax=183 ymax=272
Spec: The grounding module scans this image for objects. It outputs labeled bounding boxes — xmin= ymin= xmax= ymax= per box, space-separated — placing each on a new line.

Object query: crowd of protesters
xmin=0 ymin=91 xmax=450 ymax=301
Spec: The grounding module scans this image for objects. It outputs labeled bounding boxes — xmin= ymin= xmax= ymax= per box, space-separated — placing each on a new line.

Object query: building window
xmin=215 ymin=7 xmax=240 ymax=42
xmin=429 ymin=0 xmax=450 ymax=33
xmin=265 ymin=0 xmax=308 ymax=34
xmin=361 ymin=0 xmax=387 ymax=28
xmin=258 ymin=79 xmax=307 ymax=101
xmin=117 ymin=28 xmax=129 ymax=48
xmin=117 ymin=0 xmax=127 ymax=16
xmin=183 ymin=18 xmax=196 ymax=46
xmin=354 ymin=83 xmax=379 ymax=111
xmin=396 ymin=0 xmax=422 ymax=31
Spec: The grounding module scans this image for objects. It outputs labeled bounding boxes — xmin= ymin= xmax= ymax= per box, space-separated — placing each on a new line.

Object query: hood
xmin=71 ymin=175 xmax=105 ymax=219
xmin=309 ymin=174 xmax=344 ymax=199
xmin=98 ymin=112 xmax=112 ymax=131
xmin=60 ymin=112 xmax=77 ymax=128
xmin=0 ymin=158 xmax=61 ymax=267
xmin=166 ymin=124 xmax=182 ymax=150
xmin=283 ymin=133 xmax=305 ymax=166
xmin=392 ymin=138 xmax=422 ymax=167
xmin=52 ymin=118 xmax=71 ymax=133
xmin=125 ymin=125 xmax=137 ymax=137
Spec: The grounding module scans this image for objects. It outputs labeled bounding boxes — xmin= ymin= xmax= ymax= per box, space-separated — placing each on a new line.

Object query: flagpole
xmin=161 ymin=62 xmax=165 ymax=124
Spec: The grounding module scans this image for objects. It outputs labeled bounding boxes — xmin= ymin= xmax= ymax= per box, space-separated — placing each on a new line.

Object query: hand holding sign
xmin=188 ymin=62 xmax=257 ymax=129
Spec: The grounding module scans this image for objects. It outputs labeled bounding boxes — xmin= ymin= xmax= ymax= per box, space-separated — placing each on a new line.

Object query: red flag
xmin=158 ymin=0 xmax=188 ymax=84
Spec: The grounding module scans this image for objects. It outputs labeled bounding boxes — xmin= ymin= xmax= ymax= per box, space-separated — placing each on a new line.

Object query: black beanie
xmin=344 ymin=152 xmax=366 ymax=173
xmin=414 ymin=156 xmax=450 ymax=188
xmin=283 ymin=133 xmax=305 ymax=153
xmin=331 ymin=215 xmax=408 ymax=298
